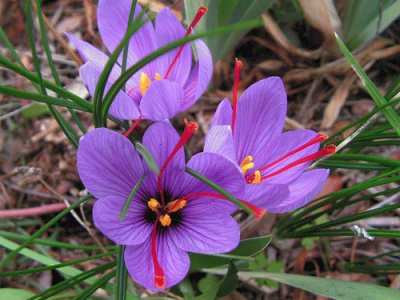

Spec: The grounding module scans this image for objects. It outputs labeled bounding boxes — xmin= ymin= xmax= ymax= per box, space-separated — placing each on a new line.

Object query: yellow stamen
xmin=250 ymin=170 xmax=261 ymax=184
xmin=166 ymin=199 xmax=187 ymax=213
xmin=159 ymin=214 xmax=171 ymax=227
xmin=240 ymin=156 xmax=255 ymax=175
xmin=155 ymin=72 xmax=162 ymax=80
xmin=147 ymin=198 xmax=160 ymax=212
xmin=139 ymin=72 xmax=151 ymax=96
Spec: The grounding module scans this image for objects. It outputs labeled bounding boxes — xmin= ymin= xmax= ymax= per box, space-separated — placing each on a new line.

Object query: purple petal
xmin=77 ymin=128 xmax=144 ymax=199
xmin=211 ymin=98 xmax=232 ymax=127
xmin=181 ymin=39 xmax=213 ymax=110
xmin=243 ymin=183 xmax=290 ymax=211
xmin=234 ymin=77 xmax=287 ymax=167
xmin=79 ymin=62 xmax=141 ymax=120
xmin=66 ymin=33 xmax=108 ymax=69
xmin=93 ymin=196 xmax=151 ymax=245
xmin=268 ymin=169 xmax=329 ymax=213
xmin=183 ymin=152 xmax=245 ymax=213
xmin=140 ymin=80 xmax=183 ymax=121
xmin=170 ymin=204 xmax=240 ymax=253
xmin=97 ymin=1 xmax=157 ymax=73
xmin=261 ymin=130 xmax=320 ymax=185
xmin=204 ymin=125 xmax=237 ymax=164
xmin=141 ymin=121 xmax=185 ymax=195
xmin=125 ymin=234 xmax=190 ymax=290
xmin=155 ymin=8 xmax=191 ymax=83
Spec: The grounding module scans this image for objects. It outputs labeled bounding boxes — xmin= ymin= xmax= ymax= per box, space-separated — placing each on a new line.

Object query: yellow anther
xmin=147 ymin=198 xmax=160 ymax=212
xmin=250 ymin=170 xmax=261 ymax=184
xmin=155 ymin=72 xmax=162 ymax=80
xmin=159 ymin=214 xmax=171 ymax=227
xmin=166 ymin=199 xmax=187 ymax=213
xmin=139 ymin=72 xmax=152 ymax=96
xmin=240 ymin=156 xmax=254 ymax=175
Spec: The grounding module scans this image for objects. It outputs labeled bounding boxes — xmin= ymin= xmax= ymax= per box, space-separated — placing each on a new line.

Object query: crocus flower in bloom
xmin=204 ymin=60 xmax=335 ymax=213
xmin=77 ymin=121 xmax=245 ymax=290
xmin=67 ymin=0 xmax=212 ymax=121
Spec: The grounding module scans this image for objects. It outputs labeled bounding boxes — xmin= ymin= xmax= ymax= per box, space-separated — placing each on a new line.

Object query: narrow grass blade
xmin=134 ymin=142 xmax=160 ymax=175
xmin=0 ymin=85 xmax=90 ymax=111
xmin=0 ymin=252 xmax=114 ymax=277
xmin=35 ymin=0 xmax=86 ymax=134
xmin=0 ymin=230 xmax=115 ymax=250
xmin=0 ymin=55 xmax=92 ymax=110
xmin=205 ymin=271 xmax=400 ymax=300
xmin=335 ymin=33 xmax=400 ymax=136
xmin=120 ymin=172 xmax=146 ymax=220
xmin=0 ymin=195 xmax=91 ymax=268
xmin=75 ymin=270 xmax=116 ymax=300
xmin=116 ymin=245 xmax=128 ymax=300
xmin=25 ymin=1 xmax=80 ymax=147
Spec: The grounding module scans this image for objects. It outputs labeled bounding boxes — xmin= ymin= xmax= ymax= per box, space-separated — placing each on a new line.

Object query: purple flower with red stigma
xmin=204 ymin=60 xmax=335 ymax=213
xmin=67 ymin=1 xmax=212 ymax=121
xmin=77 ymin=121 xmax=246 ymax=290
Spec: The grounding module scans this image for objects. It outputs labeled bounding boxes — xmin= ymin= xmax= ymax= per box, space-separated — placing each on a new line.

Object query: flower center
xmin=147 ymin=198 xmax=187 ymax=227
xmin=242 ymin=134 xmax=335 ymax=184
xmin=148 ymin=197 xmax=187 ymax=289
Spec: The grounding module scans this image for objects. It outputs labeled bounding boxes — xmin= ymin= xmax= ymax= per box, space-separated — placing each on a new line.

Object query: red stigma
xmin=151 ymin=217 xmax=165 ymax=289
xmin=231 ymin=59 xmax=242 ymax=135
xmin=258 ymin=132 xmax=328 ymax=172
xmin=157 ymin=120 xmax=198 ymax=204
xmin=164 ymin=7 xmax=207 ymax=79
xmin=124 ymin=115 xmax=143 ymax=137
xmin=181 ymin=192 xmax=265 ymax=220
xmin=259 ymin=144 xmax=336 ymax=181
xmin=239 ymin=199 xmax=266 ymax=220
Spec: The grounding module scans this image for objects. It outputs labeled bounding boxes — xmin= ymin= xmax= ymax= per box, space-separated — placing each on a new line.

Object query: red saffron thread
xmin=164 ymin=7 xmax=207 ymax=79
xmin=157 ymin=120 xmax=198 ymax=205
xmin=258 ymin=133 xmax=328 ymax=172
xmin=127 ymin=86 xmax=138 ymax=96
xmin=151 ymin=216 xmax=165 ymax=289
xmin=124 ymin=115 xmax=143 ymax=137
xmin=180 ymin=192 xmax=265 ymax=220
xmin=258 ymin=144 xmax=336 ymax=181
xmin=231 ymin=59 xmax=242 ymax=135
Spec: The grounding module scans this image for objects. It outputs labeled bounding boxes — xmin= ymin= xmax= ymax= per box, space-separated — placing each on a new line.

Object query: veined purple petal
xmin=155 ymin=8 xmax=191 ymax=83
xmin=210 ymin=98 xmax=232 ymax=127
xmin=97 ymin=0 xmax=157 ymax=74
xmin=268 ymin=169 xmax=329 ymax=213
xmin=170 ymin=204 xmax=240 ymax=253
xmin=234 ymin=77 xmax=287 ymax=167
xmin=183 ymin=152 xmax=245 ymax=213
xmin=141 ymin=121 xmax=185 ymax=195
xmin=79 ymin=62 xmax=141 ymax=120
xmin=66 ymin=33 xmax=108 ymax=69
xmin=261 ymin=130 xmax=320 ymax=185
xmin=181 ymin=39 xmax=213 ymax=110
xmin=243 ymin=182 xmax=290 ymax=211
xmin=93 ymin=196 xmax=152 ymax=245
xmin=204 ymin=125 xmax=237 ymax=164
xmin=77 ymin=128 xmax=144 ymax=199
xmin=125 ymin=234 xmax=190 ymax=291
xmin=140 ymin=80 xmax=183 ymax=121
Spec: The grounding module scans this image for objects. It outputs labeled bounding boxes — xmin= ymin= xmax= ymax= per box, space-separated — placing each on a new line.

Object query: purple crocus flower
xmin=77 ymin=121 xmax=244 ymax=290
xmin=204 ymin=61 xmax=335 ymax=213
xmin=67 ymin=1 xmax=212 ymax=121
